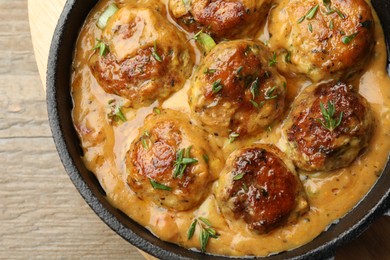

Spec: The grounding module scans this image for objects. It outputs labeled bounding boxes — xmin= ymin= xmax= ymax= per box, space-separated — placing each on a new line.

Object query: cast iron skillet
xmin=47 ymin=0 xmax=390 ymax=259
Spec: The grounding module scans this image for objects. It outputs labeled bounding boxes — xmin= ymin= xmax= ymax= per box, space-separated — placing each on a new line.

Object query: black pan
xmin=46 ymin=0 xmax=390 ymax=259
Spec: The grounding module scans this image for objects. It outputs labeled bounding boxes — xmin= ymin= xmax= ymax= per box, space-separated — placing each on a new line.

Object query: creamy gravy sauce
xmin=71 ymin=0 xmax=390 ymax=256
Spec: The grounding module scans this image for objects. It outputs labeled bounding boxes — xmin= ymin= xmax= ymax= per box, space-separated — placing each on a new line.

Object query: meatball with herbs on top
xmin=169 ymin=0 xmax=272 ymax=39
xmin=89 ymin=1 xmax=194 ymax=108
xmin=268 ymin=0 xmax=374 ymax=82
xmin=189 ymin=40 xmax=286 ymax=137
xmin=215 ymin=144 xmax=309 ymax=234
xmin=284 ymin=81 xmax=373 ymax=172
xmin=126 ymin=109 xmax=221 ymax=211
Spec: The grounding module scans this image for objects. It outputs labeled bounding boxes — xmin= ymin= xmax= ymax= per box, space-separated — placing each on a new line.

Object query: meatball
xmin=126 ymin=109 xmax=221 ymax=211
xmin=169 ymin=0 xmax=272 ymax=39
xmin=284 ymin=82 xmax=373 ymax=172
xmin=189 ymin=40 xmax=286 ymax=137
xmin=214 ymin=144 xmax=309 ymax=234
xmin=89 ymin=1 xmax=194 ymax=108
xmin=268 ymin=0 xmax=374 ymax=82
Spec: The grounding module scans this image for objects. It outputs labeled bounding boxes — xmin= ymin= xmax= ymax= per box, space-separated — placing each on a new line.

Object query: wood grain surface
xmin=0 ymin=0 xmax=385 ymax=259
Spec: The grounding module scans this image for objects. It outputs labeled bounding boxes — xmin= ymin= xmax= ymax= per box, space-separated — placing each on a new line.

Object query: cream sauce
xmin=71 ymin=0 xmax=390 ymax=256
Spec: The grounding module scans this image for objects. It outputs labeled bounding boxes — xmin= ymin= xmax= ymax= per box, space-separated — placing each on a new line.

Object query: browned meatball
xmin=268 ymin=0 xmax=374 ymax=82
xmin=89 ymin=1 xmax=194 ymax=108
xmin=189 ymin=40 xmax=286 ymax=137
xmin=215 ymin=145 xmax=309 ymax=233
xmin=126 ymin=109 xmax=221 ymax=211
xmin=169 ymin=0 xmax=272 ymax=39
xmin=284 ymin=82 xmax=373 ymax=172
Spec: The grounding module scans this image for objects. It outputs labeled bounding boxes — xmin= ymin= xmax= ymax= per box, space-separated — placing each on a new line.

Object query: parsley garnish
xmin=341 ymin=32 xmax=359 ymax=44
xmin=233 ymin=173 xmax=244 ymax=181
xmin=153 ymin=107 xmax=161 ymax=114
xmin=317 ymin=101 xmax=343 ymax=131
xmin=173 ymin=146 xmax=198 ymax=179
xmin=228 ymin=132 xmax=240 ymax=143
xmin=212 ymin=79 xmax=223 ymax=93
xmin=187 ymin=217 xmax=219 ymax=253
xmin=298 ymin=4 xmax=319 ymax=23
xmin=329 ymin=19 xmax=334 ymax=29
xmin=149 ymin=179 xmax=172 ymax=191
xmin=265 ymin=86 xmax=278 ymax=100
xmin=152 ymin=41 xmax=163 ymax=62
xmin=250 ymin=100 xmax=265 ymax=109
xmin=269 ymin=52 xmax=277 ymax=67
xmin=107 ymin=99 xmax=126 ymax=124
xmin=141 ymin=131 xmax=150 ymax=150
xmin=204 ymin=68 xmax=217 ymax=74
xmin=284 ymin=51 xmax=291 ymax=63
xmin=250 ymin=77 xmax=260 ymax=99
xmin=306 ymin=5 xmax=319 ymax=20
xmin=93 ymin=39 xmax=109 ymax=57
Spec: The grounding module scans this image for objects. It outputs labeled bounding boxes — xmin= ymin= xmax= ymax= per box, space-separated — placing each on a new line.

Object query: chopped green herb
xmin=149 ymin=179 xmax=172 ymax=191
xmin=269 ymin=52 xmax=277 ymax=67
xmin=265 ymin=86 xmax=278 ymax=100
xmin=335 ymin=8 xmax=345 ymax=19
xmin=250 ymin=77 xmax=260 ymax=99
xmin=198 ymin=217 xmax=212 ymax=226
xmin=228 ymin=132 xmax=240 ymax=143
xmin=153 ymin=107 xmax=161 ymax=114
xmin=323 ymin=0 xmax=331 ymax=10
xmin=212 ymin=79 xmax=223 ymax=93
xmin=250 ymin=100 xmax=265 ymax=109
xmin=283 ymin=81 xmax=287 ymax=90
xmin=197 ymin=32 xmax=217 ymax=53
xmin=191 ymin=30 xmax=203 ymax=41
xmin=233 ymin=173 xmax=244 ymax=181
xmin=107 ymin=99 xmax=126 ymax=124
xmin=317 ymin=101 xmax=343 ymax=131
xmin=142 ymin=138 xmax=149 ymax=150
xmin=308 ymin=23 xmax=313 ymax=33
xmin=200 ymin=229 xmax=210 ymax=253
xmin=173 ymin=146 xmax=198 ymax=179
xmin=236 ymin=66 xmax=244 ymax=78
xmin=97 ymin=4 xmax=118 ymax=29
xmin=152 ymin=41 xmax=163 ymax=62
xmin=187 ymin=217 xmax=219 ymax=253
xmin=203 ymin=154 xmax=209 ymax=163
xmin=187 ymin=219 xmax=197 ymax=240
xmin=93 ymin=39 xmax=109 ymax=57
xmin=284 ymin=51 xmax=291 ymax=63
xmin=297 ymin=16 xmax=305 ymax=24
xmin=204 ymin=68 xmax=217 ymax=74
xmin=329 ymin=19 xmax=334 ymax=29
xmin=305 ymin=5 xmax=319 ymax=20
xmin=341 ymin=32 xmax=359 ymax=44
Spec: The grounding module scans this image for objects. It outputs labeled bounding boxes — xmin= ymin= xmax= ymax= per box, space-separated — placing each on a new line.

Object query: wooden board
xmin=25 ymin=0 xmax=390 ymax=259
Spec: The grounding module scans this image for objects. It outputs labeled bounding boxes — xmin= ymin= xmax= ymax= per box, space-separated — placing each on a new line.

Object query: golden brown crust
xmin=126 ymin=109 xmax=221 ymax=211
xmin=268 ymin=0 xmax=374 ymax=82
xmin=284 ymin=82 xmax=373 ymax=171
xmin=189 ymin=40 xmax=286 ymax=137
xmin=169 ymin=0 xmax=272 ymax=39
xmin=89 ymin=2 xmax=194 ymax=108
xmin=215 ymin=144 xmax=309 ymax=233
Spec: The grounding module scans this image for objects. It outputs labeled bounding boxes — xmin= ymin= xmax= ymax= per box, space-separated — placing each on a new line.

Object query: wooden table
xmin=3 ymin=0 xmax=384 ymax=259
